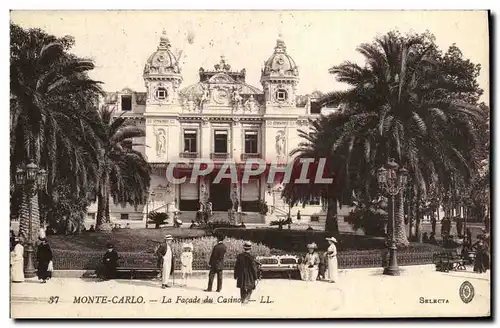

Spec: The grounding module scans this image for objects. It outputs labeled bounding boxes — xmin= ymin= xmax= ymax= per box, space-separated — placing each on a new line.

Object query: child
xmin=180 ymin=243 xmax=193 ymax=286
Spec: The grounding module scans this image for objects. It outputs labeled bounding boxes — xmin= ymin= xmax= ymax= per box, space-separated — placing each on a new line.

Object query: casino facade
xmin=87 ymin=31 xmax=336 ymax=225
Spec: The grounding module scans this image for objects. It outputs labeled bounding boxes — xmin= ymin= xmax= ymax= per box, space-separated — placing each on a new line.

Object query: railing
xmin=241 ymin=153 xmax=262 ymax=161
xmin=179 ymin=152 xmax=199 ymax=159
xmin=269 ymin=205 xmax=289 ymax=218
xmin=210 ymin=152 xmax=230 ymax=160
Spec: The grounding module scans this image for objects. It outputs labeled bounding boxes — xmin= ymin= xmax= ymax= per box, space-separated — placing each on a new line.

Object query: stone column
xmin=201 ymin=118 xmax=211 ymax=159
xmin=232 ymin=118 xmax=242 ymax=162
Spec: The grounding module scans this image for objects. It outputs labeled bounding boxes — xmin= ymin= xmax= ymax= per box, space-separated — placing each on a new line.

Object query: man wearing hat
xmin=155 ymin=235 xmax=175 ymax=288
xmin=234 ymin=241 xmax=259 ymax=304
xmin=205 ymin=234 xmax=227 ymax=292
xmin=100 ymin=243 xmax=119 ymax=280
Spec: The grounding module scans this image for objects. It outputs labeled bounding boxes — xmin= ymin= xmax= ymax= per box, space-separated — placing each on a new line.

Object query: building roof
xmin=261 ymin=35 xmax=299 ymax=79
xmin=179 ymin=56 xmax=263 ymax=103
xmin=143 ymin=30 xmax=181 ymax=77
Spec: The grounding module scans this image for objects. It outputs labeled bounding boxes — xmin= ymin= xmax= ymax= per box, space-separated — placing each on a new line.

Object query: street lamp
xmin=15 ymin=160 xmax=48 ymax=278
xmin=377 ymin=158 xmax=408 ymax=276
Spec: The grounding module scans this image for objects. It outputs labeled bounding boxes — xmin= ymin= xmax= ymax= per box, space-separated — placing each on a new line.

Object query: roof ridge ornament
xmin=158 ymin=29 xmax=171 ymax=50
xmin=275 ymin=34 xmax=286 ymax=54
xmin=214 ymin=55 xmax=231 ymax=72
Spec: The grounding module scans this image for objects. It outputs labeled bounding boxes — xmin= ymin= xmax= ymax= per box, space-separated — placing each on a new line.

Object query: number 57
xmin=48 ymin=296 xmax=59 ymax=304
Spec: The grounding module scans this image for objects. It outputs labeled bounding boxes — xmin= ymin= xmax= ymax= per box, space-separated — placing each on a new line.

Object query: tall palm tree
xmin=10 ymin=23 xmax=103 ymax=240
xmin=282 ymin=113 xmax=371 ymax=235
xmin=318 ymin=31 xmax=484 ymax=246
xmin=93 ymin=107 xmax=151 ymax=230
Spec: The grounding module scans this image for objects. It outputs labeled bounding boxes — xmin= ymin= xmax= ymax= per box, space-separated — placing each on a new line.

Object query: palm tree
xmin=10 ymin=23 xmax=103 ymax=240
xmin=93 ymin=107 xmax=151 ymax=230
xmin=318 ymin=31 xmax=484 ymax=246
xmin=282 ymin=113 xmax=369 ymax=235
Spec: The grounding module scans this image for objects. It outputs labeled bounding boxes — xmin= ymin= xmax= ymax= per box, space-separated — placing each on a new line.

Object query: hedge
xmin=214 ymin=228 xmax=444 ymax=253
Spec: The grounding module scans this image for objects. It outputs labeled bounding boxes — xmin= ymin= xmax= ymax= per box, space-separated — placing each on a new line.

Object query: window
xmin=244 ymin=131 xmax=258 ymax=154
xmin=155 ymin=87 xmax=168 ymax=100
xmin=275 ymin=89 xmax=288 ymax=102
xmin=214 ymin=130 xmax=228 ymax=153
xmin=120 ymin=214 xmax=129 ymax=220
xmin=184 ymin=130 xmax=197 ymax=152
xmin=311 ymin=215 xmax=320 ymax=222
xmin=121 ymin=95 xmax=132 ymax=111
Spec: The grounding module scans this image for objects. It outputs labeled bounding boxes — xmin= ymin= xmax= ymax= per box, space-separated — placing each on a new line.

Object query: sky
xmin=10 ymin=10 xmax=489 ymax=101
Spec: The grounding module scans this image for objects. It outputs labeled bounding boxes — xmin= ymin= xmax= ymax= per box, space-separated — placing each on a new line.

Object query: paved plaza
xmin=11 ymin=265 xmax=490 ymax=318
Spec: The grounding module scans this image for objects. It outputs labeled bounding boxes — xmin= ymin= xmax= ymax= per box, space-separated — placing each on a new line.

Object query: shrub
xmin=170 ymin=236 xmax=271 ymax=264
xmin=344 ymin=198 xmax=388 ymax=237
xmin=269 ymin=217 xmax=292 ymax=226
xmin=203 ymin=220 xmax=242 ymax=231
xmin=148 ymin=212 xmax=169 ymax=229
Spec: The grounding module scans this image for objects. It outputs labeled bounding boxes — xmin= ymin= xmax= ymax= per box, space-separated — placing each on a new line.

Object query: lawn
xmin=47 ymin=228 xmax=208 ymax=252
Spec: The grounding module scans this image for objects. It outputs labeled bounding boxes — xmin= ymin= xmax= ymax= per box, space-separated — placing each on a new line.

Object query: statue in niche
xmin=275 ymin=130 xmax=286 ymax=156
xmin=244 ymin=95 xmax=258 ymax=113
xmin=232 ymin=87 xmax=243 ymax=109
xmin=231 ymin=184 xmax=240 ymax=212
xmin=154 ymin=128 xmax=167 ymax=157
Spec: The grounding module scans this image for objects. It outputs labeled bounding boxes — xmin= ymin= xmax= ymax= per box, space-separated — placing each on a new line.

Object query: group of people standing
xmin=154 ymin=233 xmax=258 ymax=305
xmin=299 ymin=237 xmax=339 ymax=283
xmin=97 ymin=233 xmax=259 ymax=305
xmin=10 ymin=230 xmax=54 ymax=284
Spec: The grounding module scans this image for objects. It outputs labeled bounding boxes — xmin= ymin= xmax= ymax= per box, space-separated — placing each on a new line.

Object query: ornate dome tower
xmin=260 ymin=35 xmax=299 ymax=108
xmin=143 ymin=30 xmax=183 ymax=105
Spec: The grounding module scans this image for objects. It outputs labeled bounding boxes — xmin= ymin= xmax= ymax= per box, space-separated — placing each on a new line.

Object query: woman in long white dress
xmin=325 ymin=237 xmax=338 ymax=283
xmin=11 ymin=237 xmax=25 ymax=283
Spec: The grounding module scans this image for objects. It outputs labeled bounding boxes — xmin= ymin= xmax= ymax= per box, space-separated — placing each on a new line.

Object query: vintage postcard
xmin=9 ymin=10 xmax=491 ymax=319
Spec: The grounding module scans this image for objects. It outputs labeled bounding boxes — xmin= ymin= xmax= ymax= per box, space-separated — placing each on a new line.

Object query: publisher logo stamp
xmin=459 ymin=281 xmax=475 ymax=304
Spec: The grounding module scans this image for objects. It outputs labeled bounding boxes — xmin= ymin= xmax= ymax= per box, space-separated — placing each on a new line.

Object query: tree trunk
xmin=325 ymin=197 xmax=339 ymax=235
xmin=96 ymin=192 xmax=112 ymax=232
xmin=19 ymin=192 xmax=41 ymax=242
xmin=415 ymin=192 xmax=422 ymax=243
xmin=407 ymin=188 xmax=413 ymax=240
xmin=394 ymin=191 xmax=409 ymax=247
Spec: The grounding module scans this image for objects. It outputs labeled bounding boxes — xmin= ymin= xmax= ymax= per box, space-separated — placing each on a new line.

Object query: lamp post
xmin=15 ymin=160 xmax=48 ymax=278
xmin=377 ymin=158 xmax=408 ymax=276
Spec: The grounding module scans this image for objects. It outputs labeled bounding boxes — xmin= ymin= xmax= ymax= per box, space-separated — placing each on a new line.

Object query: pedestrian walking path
xmin=11 ymin=265 xmax=490 ymax=318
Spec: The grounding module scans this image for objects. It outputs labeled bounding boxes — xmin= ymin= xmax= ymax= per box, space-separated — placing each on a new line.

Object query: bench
xmin=115 ymin=257 xmax=160 ymax=279
xmin=433 ymin=251 xmax=466 ymax=272
xmin=256 ymin=255 xmax=300 ymax=280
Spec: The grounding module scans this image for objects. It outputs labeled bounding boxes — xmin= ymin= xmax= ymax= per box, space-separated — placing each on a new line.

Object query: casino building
xmin=87 ymin=31 xmax=338 ymax=226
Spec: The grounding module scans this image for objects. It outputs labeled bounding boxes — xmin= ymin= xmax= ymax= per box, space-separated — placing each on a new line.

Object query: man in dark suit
xmin=100 ymin=243 xmax=119 ymax=280
xmin=234 ymin=241 xmax=259 ymax=304
xmin=204 ymin=234 xmax=227 ymax=292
